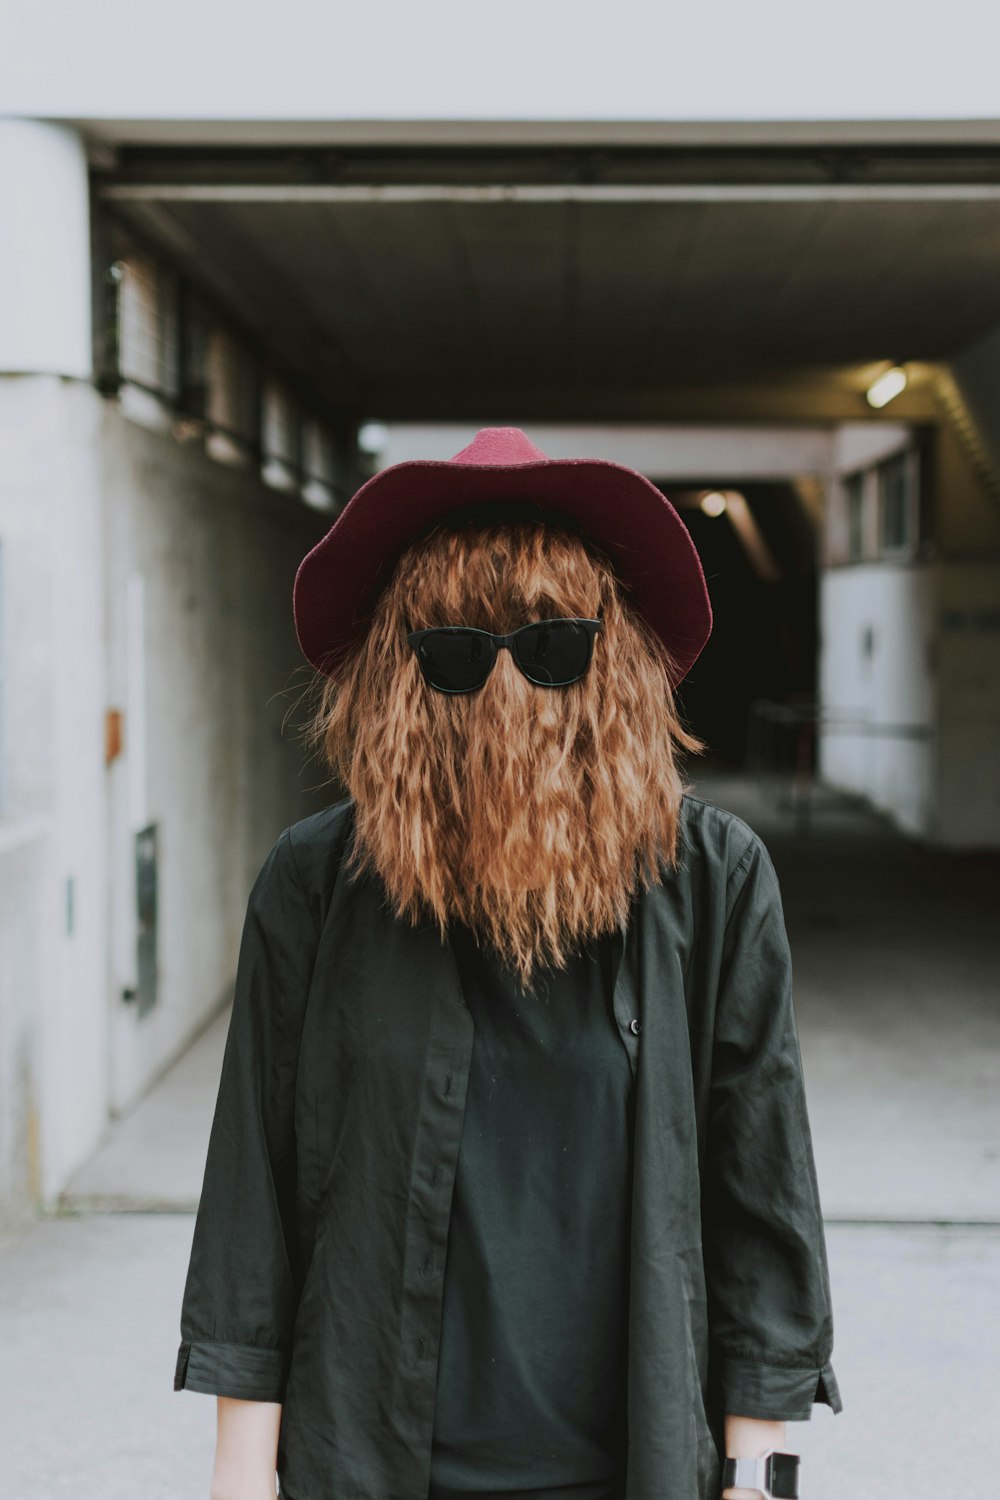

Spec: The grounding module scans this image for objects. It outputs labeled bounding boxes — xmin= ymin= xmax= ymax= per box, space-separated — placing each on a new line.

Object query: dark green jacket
xmin=174 ymin=792 xmax=842 ymax=1499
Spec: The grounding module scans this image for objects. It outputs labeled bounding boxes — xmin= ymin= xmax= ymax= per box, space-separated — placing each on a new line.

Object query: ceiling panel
xmin=116 ymin=182 xmax=1000 ymax=413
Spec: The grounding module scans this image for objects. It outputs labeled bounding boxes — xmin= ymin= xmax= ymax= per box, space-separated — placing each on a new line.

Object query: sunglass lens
xmin=416 ymin=630 xmax=494 ymax=692
xmin=514 ymin=620 xmax=593 ymax=685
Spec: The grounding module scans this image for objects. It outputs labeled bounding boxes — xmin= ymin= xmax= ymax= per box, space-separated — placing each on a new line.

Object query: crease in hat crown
xmin=447 ymin=426 xmax=552 ymax=466
xmin=292 ymin=424 xmax=713 ymax=689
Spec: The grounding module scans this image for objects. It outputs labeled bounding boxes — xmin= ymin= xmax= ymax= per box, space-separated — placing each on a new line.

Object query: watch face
xmin=769 ymin=1451 xmax=801 ymax=1499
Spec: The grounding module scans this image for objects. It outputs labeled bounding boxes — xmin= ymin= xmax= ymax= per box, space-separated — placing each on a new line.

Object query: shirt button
xmin=629 ymin=1018 xmax=641 ymax=1036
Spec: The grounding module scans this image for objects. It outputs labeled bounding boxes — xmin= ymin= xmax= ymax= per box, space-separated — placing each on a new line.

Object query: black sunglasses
xmin=407 ymin=617 xmax=603 ymax=694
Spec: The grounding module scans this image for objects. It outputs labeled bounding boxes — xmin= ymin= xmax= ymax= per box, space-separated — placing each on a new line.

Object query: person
xmin=173 ymin=427 xmax=842 ymax=1500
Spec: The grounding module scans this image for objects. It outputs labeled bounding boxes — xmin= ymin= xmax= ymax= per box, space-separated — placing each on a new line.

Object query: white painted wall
xmin=821 ymin=406 xmax=1000 ymax=848
xmin=820 ymin=423 xmax=945 ymax=842
xmin=831 ymin=423 xmax=915 ymax=475
xmin=376 ymin=422 xmax=835 ymax=480
xmin=0 ymin=373 xmax=336 ymax=1219
xmin=0 ymin=114 xmax=342 ymax=1219
xmin=101 ymin=401 xmax=334 ymax=1128
xmin=817 ymin=561 xmax=938 ymax=839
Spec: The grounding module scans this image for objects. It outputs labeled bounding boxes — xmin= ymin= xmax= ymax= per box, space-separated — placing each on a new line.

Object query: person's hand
xmin=211 ymin=1395 xmax=281 ymax=1500
xmin=211 ymin=1490 xmax=278 ymax=1500
xmin=721 ymin=1412 xmax=786 ymax=1500
xmin=210 ymin=1473 xmax=279 ymax=1500
xmin=209 ymin=1475 xmax=279 ymax=1500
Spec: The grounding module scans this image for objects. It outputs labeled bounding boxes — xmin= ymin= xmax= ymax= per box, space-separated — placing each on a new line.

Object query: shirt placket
xmin=391 ymin=939 xmax=476 ymax=1496
xmin=608 ymin=924 xmax=641 ymax=1079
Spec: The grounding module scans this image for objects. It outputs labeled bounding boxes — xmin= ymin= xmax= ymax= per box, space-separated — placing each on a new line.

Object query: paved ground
xmin=2 ymin=766 xmax=999 ymax=1499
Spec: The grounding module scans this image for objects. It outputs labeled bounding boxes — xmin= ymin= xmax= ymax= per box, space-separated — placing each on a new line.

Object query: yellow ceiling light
xmin=700 ymin=491 xmax=728 ymax=517
xmin=866 ymin=366 xmax=908 ymax=409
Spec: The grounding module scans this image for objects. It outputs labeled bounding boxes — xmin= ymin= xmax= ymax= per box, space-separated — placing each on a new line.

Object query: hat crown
xmin=294 ymin=423 xmax=712 ymax=689
xmin=448 ymin=426 xmax=550 ymax=467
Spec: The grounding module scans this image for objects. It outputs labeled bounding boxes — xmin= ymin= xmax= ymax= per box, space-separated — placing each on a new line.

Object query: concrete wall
xmin=0 ymin=821 xmax=45 ymax=1226
xmin=819 ymin=417 xmax=1000 ymax=849
xmin=934 ymin=350 xmax=1000 ymax=848
xmin=0 ymin=374 xmax=333 ymax=1222
xmin=0 ymin=121 xmax=91 ymax=378
xmin=0 ymin=376 xmax=107 ymax=1224
xmin=935 ymin=561 xmax=1000 ymax=849
xmin=817 ymin=424 xmax=936 ymax=837
xmin=933 ymin=419 xmax=1000 ymax=558
xmin=949 ymin=320 xmax=1000 ymax=484
xmin=101 ymin=400 xmax=333 ymax=1129
xmin=0 ymin=117 xmax=343 ymax=1222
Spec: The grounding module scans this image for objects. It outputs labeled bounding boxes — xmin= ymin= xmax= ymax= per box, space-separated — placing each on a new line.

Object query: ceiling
xmin=96 ymin=142 xmax=1000 ymax=422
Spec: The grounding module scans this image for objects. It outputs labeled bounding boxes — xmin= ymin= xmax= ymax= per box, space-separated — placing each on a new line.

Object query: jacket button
xmin=629 ymin=1018 xmax=641 ymax=1036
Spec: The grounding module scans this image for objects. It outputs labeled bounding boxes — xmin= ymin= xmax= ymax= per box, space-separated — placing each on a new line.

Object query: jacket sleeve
xmin=173 ymin=826 xmax=318 ymax=1402
xmin=701 ymin=831 xmax=844 ymax=1422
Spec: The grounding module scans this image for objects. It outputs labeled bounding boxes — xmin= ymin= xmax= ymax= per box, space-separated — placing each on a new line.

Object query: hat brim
xmin=293 ymin=456 xmax=712 ymax=688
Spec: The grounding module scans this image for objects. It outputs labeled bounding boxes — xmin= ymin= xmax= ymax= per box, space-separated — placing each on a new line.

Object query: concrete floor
xmin=2 ymin=766 xmax=999 ymax=1499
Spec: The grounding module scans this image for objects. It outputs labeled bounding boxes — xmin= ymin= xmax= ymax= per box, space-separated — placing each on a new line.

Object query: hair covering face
xmin=301 ymin=517 xmax=706 ymax=993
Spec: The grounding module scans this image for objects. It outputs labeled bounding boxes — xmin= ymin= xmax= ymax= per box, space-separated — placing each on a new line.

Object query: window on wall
xmin=101 ymin=235 xmax=343 ymax=504
xmin=177 ymin=286 xmax=211 ymax=420
xmin=844 ymin=471 xmax=865 ymax=561
xmin=300 ymin=418 xmax=338 ymax=510
xmin=261 ymin=380 xmax=300 ymax=492
xmin=116 ymin=254 xmax=180 ymax=402
xmin=831 ymin=437 xmax=927 ymax=566
xmin=877 ymin=450 xmax=913 ymax=554
xmin=205 ymin=328 xmax=259 ymax=466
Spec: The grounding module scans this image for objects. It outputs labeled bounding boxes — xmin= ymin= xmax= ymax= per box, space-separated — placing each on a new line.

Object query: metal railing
xmin=747 ymin=698 xmax=934 ymax=833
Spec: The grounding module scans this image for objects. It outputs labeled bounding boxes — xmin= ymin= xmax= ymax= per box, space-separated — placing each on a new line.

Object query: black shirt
xmin=429 ymin=919 xmax=634 ymax=1500
xmin=173 ymin=794 xmax=843 ymax=1500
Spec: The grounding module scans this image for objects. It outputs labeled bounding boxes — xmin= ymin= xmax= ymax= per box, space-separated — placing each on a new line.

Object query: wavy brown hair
xmin=297 ymin=513 xmax=708 ymax=994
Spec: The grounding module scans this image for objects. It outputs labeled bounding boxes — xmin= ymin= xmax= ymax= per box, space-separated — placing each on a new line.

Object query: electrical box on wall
xmin=135 ymin=822 xmax=158 ymax=1017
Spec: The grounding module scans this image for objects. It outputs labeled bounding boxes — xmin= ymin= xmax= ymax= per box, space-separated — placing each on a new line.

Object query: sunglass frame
xmin=407 ymin=617 xmax=603 ymax=694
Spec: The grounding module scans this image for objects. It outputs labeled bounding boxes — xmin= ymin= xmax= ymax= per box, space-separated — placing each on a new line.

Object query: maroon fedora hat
xmin=293 ymin=426 xmax=712 ymax=688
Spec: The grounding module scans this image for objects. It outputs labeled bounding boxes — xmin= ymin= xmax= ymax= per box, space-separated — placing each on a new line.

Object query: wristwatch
xmin=721 ymin=1448 xmax=800 ymax=1498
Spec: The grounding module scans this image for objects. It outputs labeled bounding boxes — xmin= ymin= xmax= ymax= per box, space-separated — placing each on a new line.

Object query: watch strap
xmin=721 ymin=1450 xmax=800 ymax=1498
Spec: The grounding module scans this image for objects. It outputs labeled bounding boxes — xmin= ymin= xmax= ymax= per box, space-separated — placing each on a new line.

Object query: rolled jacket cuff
xmin=716 ymin=1353 xmax=843 ymax=1420
xmin=174 ymin=1338 xmax=287 ymax=1401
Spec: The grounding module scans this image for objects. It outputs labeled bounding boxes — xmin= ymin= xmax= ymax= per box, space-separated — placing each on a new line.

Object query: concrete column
xmin=0 ymin=120 xmax=104 ymax=1223
xmin=0 ymin=118 xmax=92 ymax=377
